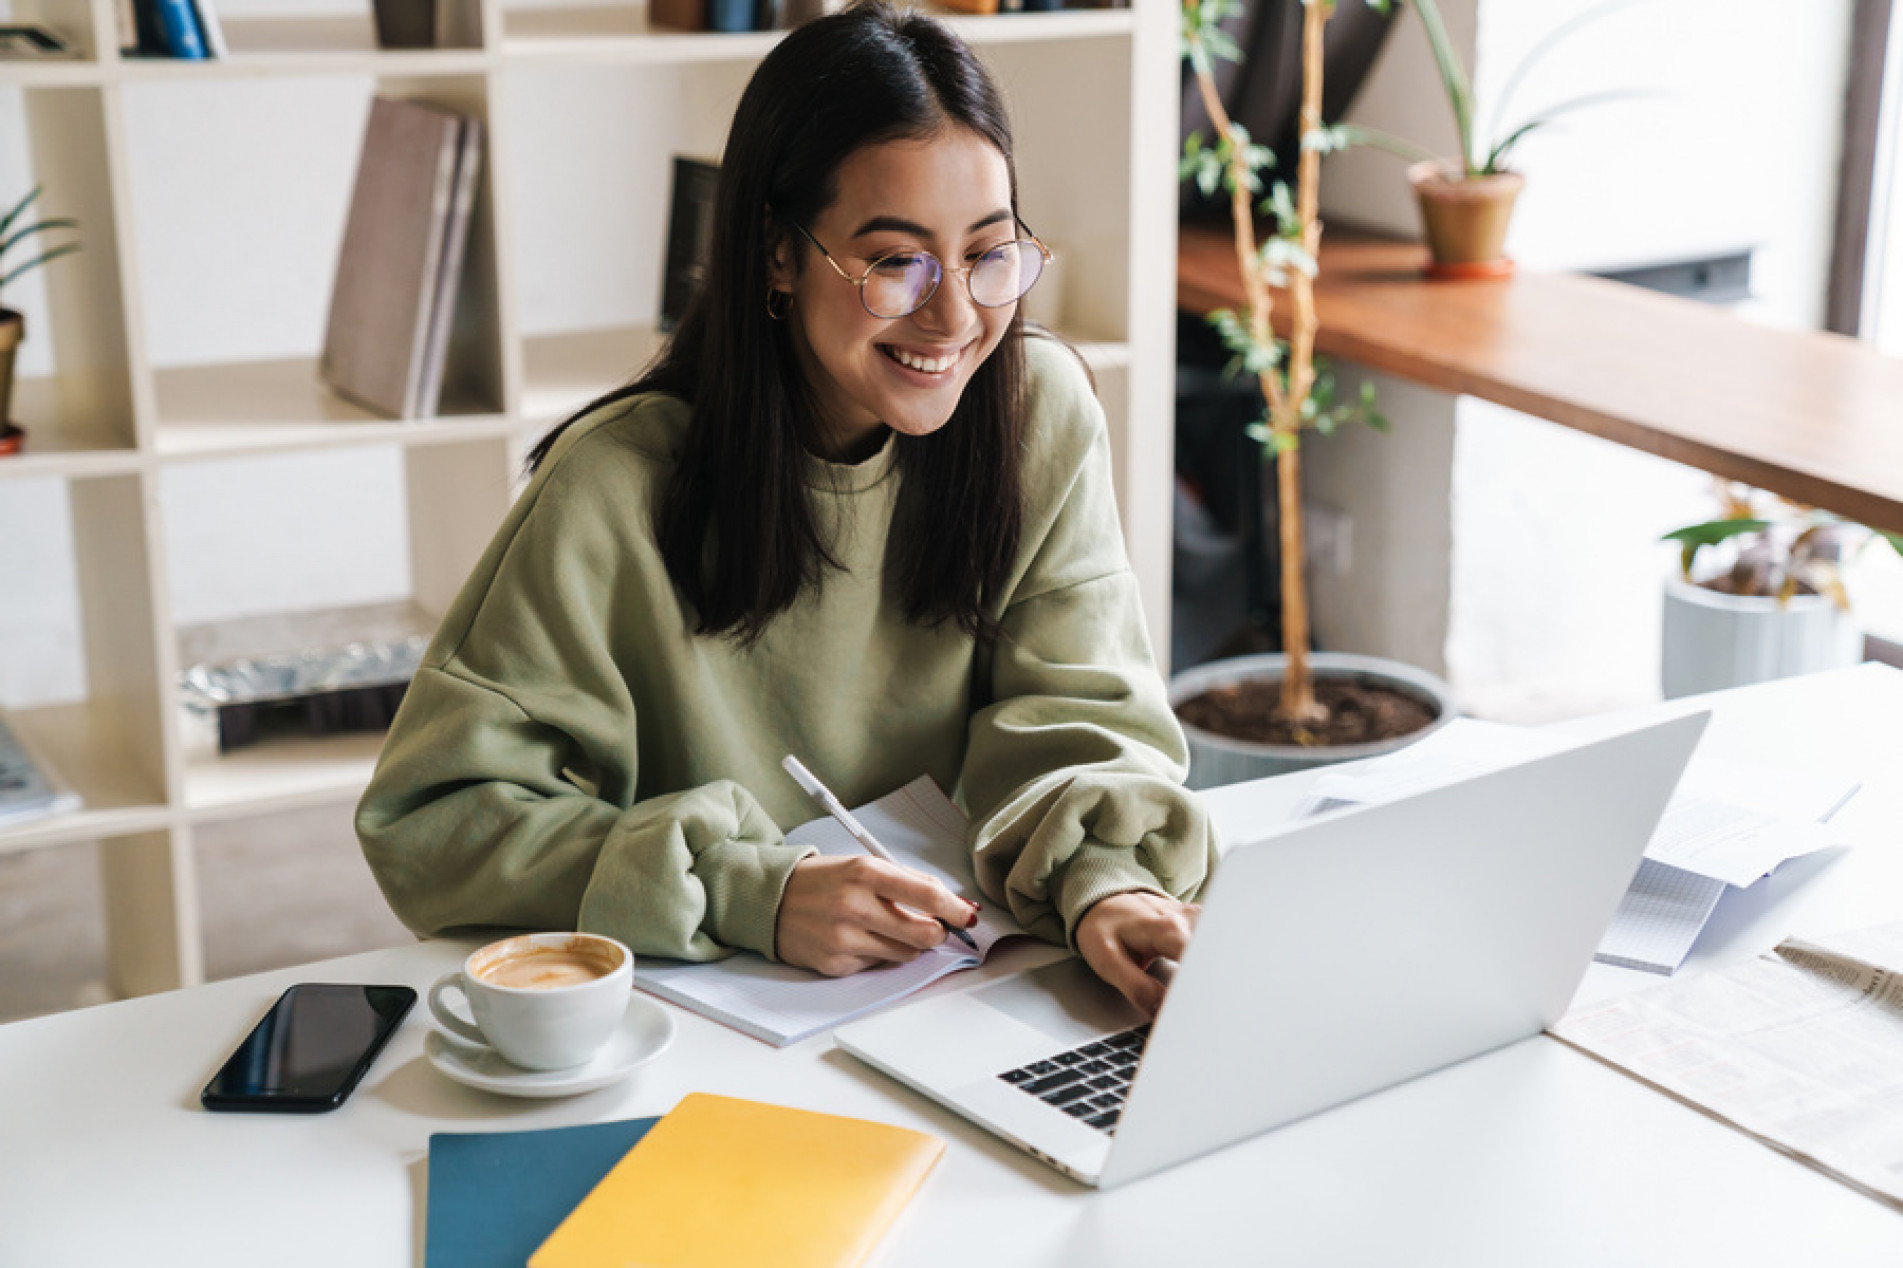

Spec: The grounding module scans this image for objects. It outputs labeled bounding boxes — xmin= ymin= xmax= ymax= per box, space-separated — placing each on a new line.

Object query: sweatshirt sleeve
xmin=354 ymin=406 xmax=813 ymax=962
xmin=961 ymin=345 xmax=1221 ymax=947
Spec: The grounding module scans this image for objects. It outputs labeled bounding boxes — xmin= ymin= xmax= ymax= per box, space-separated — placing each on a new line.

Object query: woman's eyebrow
xmin=850 ymin=209 xmax=1014 ymax=239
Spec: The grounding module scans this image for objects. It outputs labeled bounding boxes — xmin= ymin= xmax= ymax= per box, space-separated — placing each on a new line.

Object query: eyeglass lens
xmin=861 ymin=241 xmax=1046 ymax=319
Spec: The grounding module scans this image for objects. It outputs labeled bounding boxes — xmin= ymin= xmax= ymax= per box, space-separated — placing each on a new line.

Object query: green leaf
xmin=1245 ymin=420 xmax=1272 ymax=446
xmin=1203 ymin=26 xmax=1243 ymax=64
xmin=1661 ymin=518 xmax=1771 ymax=548
xmin=1269 ymin=430 xmax=1302 ymax=455
xmin=1259 ymin=237 xmax=1317 ymax=284
xmin=1878 ymin=530 xmax=1903 ymax=557
xmin=1319 ymin=121 xmax=1438 ymax=165
xmin=1261 ymin=181 xmax=1299 ymax=237
xmin=1363 ymin=406 xmax=1391 ymax=433
xmin=1484 ymin=90 xmax=1661 ymax=173
xmin=1411 ymin=0 xmax=1476 ymax=173
xmin=0 ymin=218 xmax=79 ymax=263
xmin=0 ymin=242 xmax=80 ymax=292
xmin=0 ymin=184 xmax=44 ymax=244
xmin=1487 ymin=0 xmax=1642 ymax=153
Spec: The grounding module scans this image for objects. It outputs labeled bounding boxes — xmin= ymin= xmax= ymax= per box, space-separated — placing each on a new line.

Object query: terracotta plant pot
xmin=1407 ymin=161 xmax=1524 ymax=279
xmin=1169 ymin=652 xmax=1459 ymax=789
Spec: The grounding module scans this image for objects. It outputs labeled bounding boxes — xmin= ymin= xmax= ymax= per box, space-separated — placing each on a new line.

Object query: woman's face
xmin=773 ymin=127 xmax=1017 ymax=463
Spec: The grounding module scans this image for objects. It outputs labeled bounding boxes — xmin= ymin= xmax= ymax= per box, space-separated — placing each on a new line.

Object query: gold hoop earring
xmin=766 ymin=288 xmax=793 ymax=321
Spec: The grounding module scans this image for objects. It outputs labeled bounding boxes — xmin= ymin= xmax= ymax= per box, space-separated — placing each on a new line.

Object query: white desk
xmin=6 ymin=666 xmax=1903 ymax=1266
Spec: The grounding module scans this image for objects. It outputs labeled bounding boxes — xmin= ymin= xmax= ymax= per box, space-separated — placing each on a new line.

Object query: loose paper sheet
xmin=1294 ymin=720 xmax=1859 ymax=973
xmin=1552 ymin=920 xmax=1903 ymax=1210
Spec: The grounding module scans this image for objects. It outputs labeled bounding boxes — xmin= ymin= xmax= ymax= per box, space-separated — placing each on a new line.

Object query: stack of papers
xmin=1296 ymin=720 xmax=1859 ymax=974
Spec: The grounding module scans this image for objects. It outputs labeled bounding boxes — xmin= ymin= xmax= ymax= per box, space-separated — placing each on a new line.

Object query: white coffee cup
xmin=428 ymin=932 xmax=633 ymax=1071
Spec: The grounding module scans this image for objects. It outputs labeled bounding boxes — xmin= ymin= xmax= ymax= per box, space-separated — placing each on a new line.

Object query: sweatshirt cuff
xmin=696 ymin=837 xmax=816 ymax=961
xmin=1051 ymin=842 xmax=1170 ymax=947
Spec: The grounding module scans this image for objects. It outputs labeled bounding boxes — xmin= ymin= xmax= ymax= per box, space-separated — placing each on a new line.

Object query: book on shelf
xmin=321 ymin=96 xmax=481 ymax=421
xmin=648 ymin=0 xmax=708 ymax=32
xmin=416 ymin=116 xmax=485 ymax=417
xmin=530 ymin=1094 xmax=943 ymax=1268
xmin=0 ymin=712 xmax=82 ymax=831
xmin=148 ymin=0 xmax=209 ymax=58
xmin=191 ymin=0 xmax=228 ymax=58
xmin=659 ymin=156 xmax=720 ymax=333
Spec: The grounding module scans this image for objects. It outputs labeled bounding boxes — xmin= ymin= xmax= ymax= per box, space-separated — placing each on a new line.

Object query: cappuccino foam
xmin=476 ymin=946 xmax=617 ymax=989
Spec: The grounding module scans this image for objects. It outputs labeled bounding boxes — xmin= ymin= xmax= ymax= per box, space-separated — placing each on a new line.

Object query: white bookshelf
xmin=0 ymin=0 xmax=1177 ymax=996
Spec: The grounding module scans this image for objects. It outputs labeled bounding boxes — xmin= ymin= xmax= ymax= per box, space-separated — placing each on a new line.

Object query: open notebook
xmin=631 ymin=776 xmax=1026 ymax=1046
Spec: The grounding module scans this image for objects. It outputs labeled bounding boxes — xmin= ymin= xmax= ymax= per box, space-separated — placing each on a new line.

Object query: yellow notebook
xmin=528 ymin=1093 xmax=944 ymax=1268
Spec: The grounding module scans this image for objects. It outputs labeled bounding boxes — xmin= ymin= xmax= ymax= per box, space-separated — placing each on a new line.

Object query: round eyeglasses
xmin=793 ymin=220 xmax=1052 ymax=320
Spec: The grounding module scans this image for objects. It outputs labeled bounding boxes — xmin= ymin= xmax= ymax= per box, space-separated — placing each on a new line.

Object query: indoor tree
xmin=1179 ymin=0 xmax=1388 ymax=737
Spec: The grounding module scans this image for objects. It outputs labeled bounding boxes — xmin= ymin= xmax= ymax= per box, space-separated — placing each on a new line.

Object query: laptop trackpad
xmin=972 ymin=958 xmax=1145 ymax=1046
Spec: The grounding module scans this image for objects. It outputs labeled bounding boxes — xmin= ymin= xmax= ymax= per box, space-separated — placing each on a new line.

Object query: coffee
xmin=476 ymin=943 xmax=619 ymax=990
xmin=432 ymin=932 xmax=635 ymax=1071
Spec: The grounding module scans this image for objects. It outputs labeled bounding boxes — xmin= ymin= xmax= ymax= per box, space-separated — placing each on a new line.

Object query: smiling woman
xmin=354 ymin=0 xmax=1218 ymax=1020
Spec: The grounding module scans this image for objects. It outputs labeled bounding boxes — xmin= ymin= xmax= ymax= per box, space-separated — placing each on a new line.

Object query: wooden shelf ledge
xmin=1178 ymin=224 xmax=1903 ymax=537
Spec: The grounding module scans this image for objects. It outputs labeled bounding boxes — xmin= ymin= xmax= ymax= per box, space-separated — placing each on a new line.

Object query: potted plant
xmin=1316 ymin=0 xmax=1642 ymax=276
xmin=0 ymin=185 xmax=82 ymax=456
xmin=1659 ymin=483 xmax=1903 ymax=699
xmin=1173 ymin=0 xmax=1457 ymax=788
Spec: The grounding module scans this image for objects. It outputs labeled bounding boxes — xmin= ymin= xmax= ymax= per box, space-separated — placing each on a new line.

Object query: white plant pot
xmin=1168 ymin=652 xmax=1459 ymax=790
xmin=1660 ymin=575 xmax=1864 ymax=700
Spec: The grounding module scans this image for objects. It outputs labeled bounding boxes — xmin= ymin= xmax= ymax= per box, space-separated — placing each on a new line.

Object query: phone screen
xmin=201 ymin=983 xmax=416 ymax=1113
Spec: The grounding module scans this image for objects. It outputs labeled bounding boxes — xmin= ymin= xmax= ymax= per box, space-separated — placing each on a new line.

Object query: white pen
xmin=781 ymin=754 xmax=979 ymax=951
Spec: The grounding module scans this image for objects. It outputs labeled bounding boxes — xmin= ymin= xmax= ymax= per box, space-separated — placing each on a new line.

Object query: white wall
xmin=1312 ymin=0 xmax=1859 ymax=722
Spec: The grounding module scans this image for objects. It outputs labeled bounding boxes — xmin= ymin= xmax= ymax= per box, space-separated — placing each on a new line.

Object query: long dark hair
xmin=527 ymin=1 xmax=1025 ymax=644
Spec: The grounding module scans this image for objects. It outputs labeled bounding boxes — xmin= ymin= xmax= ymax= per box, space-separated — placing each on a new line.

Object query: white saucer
xmin=424 ymin=995 xmax=676 ymax=1099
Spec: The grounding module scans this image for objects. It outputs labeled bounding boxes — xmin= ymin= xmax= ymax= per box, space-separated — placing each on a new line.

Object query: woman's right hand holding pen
xmin=775 ymin=855 xmax=981 ymax=977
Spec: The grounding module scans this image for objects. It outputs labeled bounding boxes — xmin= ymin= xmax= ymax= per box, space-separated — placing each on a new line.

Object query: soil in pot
xmin=1175 ymin=676 xmax=1438 ymax=748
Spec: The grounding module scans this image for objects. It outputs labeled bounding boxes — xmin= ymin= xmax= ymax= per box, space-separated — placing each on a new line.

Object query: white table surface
xmin=5 ymin=665 xmax=1903 ymax=1266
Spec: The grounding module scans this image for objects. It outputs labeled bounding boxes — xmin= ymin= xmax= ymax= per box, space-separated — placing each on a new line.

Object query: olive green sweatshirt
xmin=356 ymin=337 xmax=1217 ymax=963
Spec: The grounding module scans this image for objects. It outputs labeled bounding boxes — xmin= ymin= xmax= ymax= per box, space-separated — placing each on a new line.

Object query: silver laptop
xmin=835 ymin=712 xmax=1708 ymax=1189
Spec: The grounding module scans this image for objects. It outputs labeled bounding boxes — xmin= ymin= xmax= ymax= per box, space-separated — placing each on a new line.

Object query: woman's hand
xmin=1075 ymin=891 xmax=1201 ymax=1017
xmin=775 ymin=855 xmax=981 ymax=977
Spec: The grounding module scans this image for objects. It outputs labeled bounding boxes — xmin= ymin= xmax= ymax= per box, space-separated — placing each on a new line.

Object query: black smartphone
xmin=201 ymin=983 xmax=416 ymax=1114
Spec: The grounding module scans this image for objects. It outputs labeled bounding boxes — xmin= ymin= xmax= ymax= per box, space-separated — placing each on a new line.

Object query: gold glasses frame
xmin=791 ymin=219 xmax=1053 ymax=320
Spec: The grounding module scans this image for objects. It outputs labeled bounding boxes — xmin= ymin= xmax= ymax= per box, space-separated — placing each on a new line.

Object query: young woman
xmin=356 ymin=1 xmax=1216 ymax=1016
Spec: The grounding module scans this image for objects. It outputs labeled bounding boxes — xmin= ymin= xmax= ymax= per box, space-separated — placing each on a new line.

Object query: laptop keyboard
xmin=996 ymin=1024 xmax=1150 ymax=1134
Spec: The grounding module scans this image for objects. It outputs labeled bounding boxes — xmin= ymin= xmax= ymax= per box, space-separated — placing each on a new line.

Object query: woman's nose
xmin=912 ymin=268 xmax=978 ymax=332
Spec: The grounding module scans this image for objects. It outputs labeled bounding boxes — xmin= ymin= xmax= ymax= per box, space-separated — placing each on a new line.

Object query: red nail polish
xmin=966 ymin=909 xmax=980 ymax=929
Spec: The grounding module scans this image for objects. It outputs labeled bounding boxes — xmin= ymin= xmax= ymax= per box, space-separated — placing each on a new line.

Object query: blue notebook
xmin=424 ymin=1117 xmax=659 ymax=1268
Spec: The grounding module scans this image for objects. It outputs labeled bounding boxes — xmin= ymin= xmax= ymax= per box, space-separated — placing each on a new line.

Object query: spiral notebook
xmin=630 ymin=776 xmax=1026 ymax=1046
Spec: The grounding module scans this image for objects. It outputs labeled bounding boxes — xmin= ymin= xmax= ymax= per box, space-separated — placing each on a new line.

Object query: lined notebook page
xmin=632 ymin=776 xmax=1024 ymax=1046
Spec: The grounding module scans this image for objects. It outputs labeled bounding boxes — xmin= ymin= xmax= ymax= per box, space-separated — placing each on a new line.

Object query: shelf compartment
xmin=181 ymin=728 xmax=389 ymax=815
xmin=0 ymin=702 xmax=171 ymax=856
xmin=124 ymin=72 xmax=508 ymax=447
xmin=6 ymin=84 xmax=140 ymax=455
xmin=521 ymin=324 xmax=665 ymax=423
xmin=150 ymin=356 xmax=520 ymax=458
xmin=0 ymin=375 xmax=140 ymax=478
xmin=112 ymin=7 xmax=488 ymax=79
